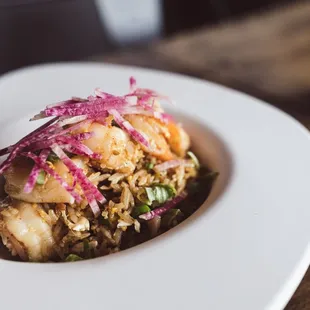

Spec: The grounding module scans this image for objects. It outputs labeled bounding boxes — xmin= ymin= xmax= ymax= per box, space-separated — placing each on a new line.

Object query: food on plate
xmin=0 ymin=77 xmax=217 ymax=262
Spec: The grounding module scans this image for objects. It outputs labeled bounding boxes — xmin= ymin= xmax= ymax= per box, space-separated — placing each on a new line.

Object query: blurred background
xmin=0 ymin=0 xmax=293 ymax=74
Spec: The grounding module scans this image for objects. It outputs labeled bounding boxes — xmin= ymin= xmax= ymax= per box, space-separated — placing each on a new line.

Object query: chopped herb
xmin=145 ymin=187 xmax=156 ymax=204
xmin=132 ymin=204 xmax=151 ymax=218
xmin=145 ymin=162 xmax=154 ymax=171
xmin=187 ymin=151 xmax=200 ymax=169
xmin=65 ymin=254 xmax=83 ymax=262
xmin=162 ymin=184 xmax=177 ymax=197
xmin=144 ymin=184 xmax=176 ymax=205
xmin=36 ymin=170 xmax=46 ymax=185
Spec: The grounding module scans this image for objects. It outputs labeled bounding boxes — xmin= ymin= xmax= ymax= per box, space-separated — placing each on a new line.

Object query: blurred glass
xmin=95 ymin=0 xmax=163 ymax=45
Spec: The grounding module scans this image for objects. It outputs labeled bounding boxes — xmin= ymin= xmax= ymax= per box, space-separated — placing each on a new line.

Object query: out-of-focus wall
xmin=0 ymin=0 xmax=113 ymax=75
xmin=0 ymin=0 xmax=163 ymax=75
xmin=0 ymin=0 xmax=296 ymax=75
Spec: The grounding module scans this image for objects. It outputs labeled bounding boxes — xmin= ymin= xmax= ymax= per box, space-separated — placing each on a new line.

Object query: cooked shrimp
xmin=4 ymin=156 xmax=89 ymax=204
xmin=125 ymin=115 xmax=190 ymax=160
xmin=167 ymin=122 xmax=190 ymax=157
xmin=79 ymin=122 xmax=143 ymax=173
xmin=125 ymin=115 xmax=174 ymax=161
xmin=0 ymin=200 xmax=55 ymax=261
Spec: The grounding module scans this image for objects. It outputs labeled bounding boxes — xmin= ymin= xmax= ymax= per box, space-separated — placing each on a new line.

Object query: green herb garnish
xmin=132 ymin=204 xmax=151 ymax=217
xmin=187 ymin=181 xmax=199 ymax=194
xmin=65 ymin=254 xmax=83 ymax=262
xmin=36 ymin=170 xmax=46 ymax=185
xmin=144 ymin=184 xmax=176 ymax=205
xmin=145 ymin=162 xmax=154 ymax=171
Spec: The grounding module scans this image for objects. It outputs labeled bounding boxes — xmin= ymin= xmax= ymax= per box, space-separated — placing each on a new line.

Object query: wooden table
xmin=92 ymin=2 xmax=310 ymax=308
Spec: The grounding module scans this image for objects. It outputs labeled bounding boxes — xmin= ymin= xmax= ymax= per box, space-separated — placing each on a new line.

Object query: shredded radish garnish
xmin=0 ymin=77 xmax=175 ymax=215
xmin=52 ymin=145 xmax=105 ymax=216
xmin=22 ymin=152 xmax=82 ymax=203
xmin=108 ymin=109 xmax=150 ymax=148
xmin=129 ymin=76 xmax=137 ymax=92
xmin=24 ymin=149 xmax=50 ymax=193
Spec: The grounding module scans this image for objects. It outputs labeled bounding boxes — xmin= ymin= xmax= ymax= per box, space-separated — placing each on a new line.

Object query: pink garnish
xmin=154 ymin=160 xmax=194 ymax=172
xmin=139 ymin=192 xmax=188 ymax=220
xmin=129 ymin=76 xmax=137 ymax=92
xmin=22 ymin=152 xmax=82 ymax=203
xmin=0 ymin=77 xmax=175 ymax=215
xmin=23 ymin=149 xmax=50 ymax=193
xmin=108 ymin=109 xmax=150 ymax=148
xmin=72 ymin=132 xmax=94 ymax=141
xmin=52 ymin=145 xmax=105 ymax=216
xmin=56 ymin=136 xmax=101 ymax=160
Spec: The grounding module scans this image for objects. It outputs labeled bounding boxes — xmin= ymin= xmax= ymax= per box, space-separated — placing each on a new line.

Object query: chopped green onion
xmin=36 ymin=170 xmax=46 ymax=185
xmin=65 ymin=254 xmax=82 ymax=262
xmin=187 ymin=151 xmax=200 ymax=168
xmin=132 ymin=204 xmax=151 ymax=217
xmin=145 ymin=187 xmax=156 ymax=204
xmin=47 ymin=152 xmax=59 ymax=163
xmin=163 ymin=184 xmax=177 ymax=197
xmin=143 ymin=184 xmax=176 ymax=205
xmin=145 ymin=162 xmax=154 ymax=170
xmin=144 ymin=184 xmax=176 ymax=205
xmin=154 ymin=186 xmax=169 ymax=204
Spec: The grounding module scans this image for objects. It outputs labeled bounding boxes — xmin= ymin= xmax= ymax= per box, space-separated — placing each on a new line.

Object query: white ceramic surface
xmin=0 ymin=63 xmax=309 ymax=310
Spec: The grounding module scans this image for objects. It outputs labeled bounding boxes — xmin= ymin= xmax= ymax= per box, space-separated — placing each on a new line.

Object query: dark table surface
xmin=91 ymin=2 xmax=310 ymax=309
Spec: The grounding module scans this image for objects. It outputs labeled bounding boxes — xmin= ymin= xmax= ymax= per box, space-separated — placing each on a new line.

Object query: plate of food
xmin=0 ymin=63 xmax=309 ymax=310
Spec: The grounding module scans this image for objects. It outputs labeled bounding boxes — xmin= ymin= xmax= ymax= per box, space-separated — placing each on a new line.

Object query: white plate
xmin=0 ymin=63 xmax=310 ymax=310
